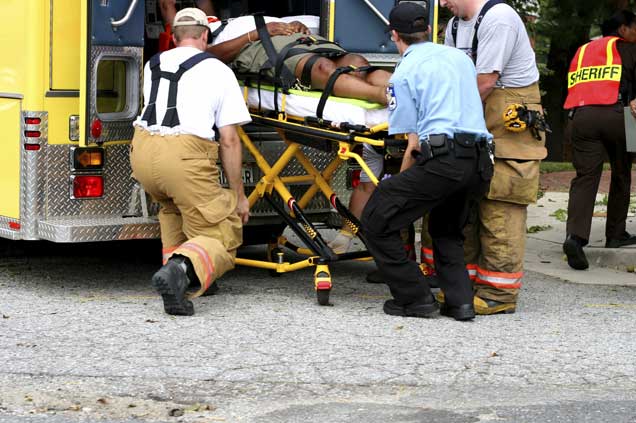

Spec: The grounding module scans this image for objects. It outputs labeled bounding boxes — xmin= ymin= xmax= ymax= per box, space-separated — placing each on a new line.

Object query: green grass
xmin=540 ymin=162 xmax=574 ymax=173
xmin=595 ymin=194 xmax=609 ymax=206
xmin=550 ymin=208 xmax=568 ymax=222
xmin=527 ymin=224 xmax=553 ymax=233
xmin=540 ymin=162 xmax=611 ymax=174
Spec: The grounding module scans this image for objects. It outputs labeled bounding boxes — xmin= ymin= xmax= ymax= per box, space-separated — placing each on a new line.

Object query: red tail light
xmin=72 ymin=175 xmax=104 ymax=198
xmin=24 ymin=130 xmax=41 ymax=138
xmin=25 ymin=117 xmax=41 ymax=125
xmin=349 ymin=169 xmax=361 ymax=189
xmin=91 ymin=119 xmax=103 ymax=139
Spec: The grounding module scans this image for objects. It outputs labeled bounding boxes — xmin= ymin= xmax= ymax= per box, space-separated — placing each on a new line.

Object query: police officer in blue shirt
xmin=361 ymin=2 xmax=493 ymax=321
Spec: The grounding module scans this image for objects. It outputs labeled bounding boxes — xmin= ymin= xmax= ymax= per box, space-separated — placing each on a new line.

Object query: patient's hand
xmin=266 ymin=22 xmax=296 ymax=37
xmin=288 ymin=21 xmax=310 ymax=34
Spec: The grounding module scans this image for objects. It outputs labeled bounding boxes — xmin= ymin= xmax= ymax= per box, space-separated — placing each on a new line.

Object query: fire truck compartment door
xmin=79 ymin=0 xmax=145 ymax=145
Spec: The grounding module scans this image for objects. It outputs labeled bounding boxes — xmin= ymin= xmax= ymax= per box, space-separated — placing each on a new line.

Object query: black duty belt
xmin=416 ymin=133 xmax=487 ymax=161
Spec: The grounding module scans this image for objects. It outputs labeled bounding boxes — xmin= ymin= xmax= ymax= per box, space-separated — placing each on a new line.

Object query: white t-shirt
xmin=209 ymin=16 xmax=284 ymax=45
xmin=444 ymin=2 xmax=539 ymax=88
xmin=135 ymin=46 xmax=251 ymax=140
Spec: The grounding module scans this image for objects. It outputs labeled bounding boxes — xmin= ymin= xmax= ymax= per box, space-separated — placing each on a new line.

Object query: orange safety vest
xmin=564 ymin=36 xmax=623 ymax=110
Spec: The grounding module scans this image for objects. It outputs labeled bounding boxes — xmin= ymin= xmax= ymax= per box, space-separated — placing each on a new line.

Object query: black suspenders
xmin=141 ymin=51 xmax=217 ymax=128
xmin=450 ymin=0 xmax=505 ymax=63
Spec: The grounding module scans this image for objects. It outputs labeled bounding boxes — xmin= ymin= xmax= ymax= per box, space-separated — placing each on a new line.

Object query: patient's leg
xmin=295 ymin=55 xmax=387 ymax=104
xmin=334 ymin=54 xmax=392 ymax=88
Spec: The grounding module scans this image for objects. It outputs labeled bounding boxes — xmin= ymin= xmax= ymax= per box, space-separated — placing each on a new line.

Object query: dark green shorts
xmin=232 ymin=33 xmax=346 ymax=80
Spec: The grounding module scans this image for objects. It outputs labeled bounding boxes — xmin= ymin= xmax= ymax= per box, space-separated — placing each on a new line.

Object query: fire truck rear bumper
xmin=37 ymin=215 xmax=160 ymax=243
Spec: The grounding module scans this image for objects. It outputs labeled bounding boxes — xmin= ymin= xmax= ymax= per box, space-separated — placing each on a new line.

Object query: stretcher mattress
xmin=241 ymin=83 xmax=388 ymax=127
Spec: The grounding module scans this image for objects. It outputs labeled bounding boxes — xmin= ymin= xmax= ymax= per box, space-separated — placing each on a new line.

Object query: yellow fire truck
xmin=0 ymin=0 xmax=433 ymax=247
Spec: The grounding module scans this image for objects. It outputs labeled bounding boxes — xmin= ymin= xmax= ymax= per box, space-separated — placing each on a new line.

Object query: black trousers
xmin=361 ymin=145 xmax=491 ymax=307
xmin=567 ymin=105 xmax=633 ymax=242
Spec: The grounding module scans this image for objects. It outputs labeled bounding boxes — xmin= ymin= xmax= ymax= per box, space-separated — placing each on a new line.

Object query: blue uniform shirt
xmin=387 ymin=42 xmax=491 ymax=141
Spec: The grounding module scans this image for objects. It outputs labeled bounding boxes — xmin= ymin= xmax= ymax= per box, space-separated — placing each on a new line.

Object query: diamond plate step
xmin=38 ymin=215 xmax=160 ymax=243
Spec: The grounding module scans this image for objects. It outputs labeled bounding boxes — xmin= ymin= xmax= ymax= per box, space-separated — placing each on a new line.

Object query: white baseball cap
xmin=173 ymin=8 xmax=208 ymax=28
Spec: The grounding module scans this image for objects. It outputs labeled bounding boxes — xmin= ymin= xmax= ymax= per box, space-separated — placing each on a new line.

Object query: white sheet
xmin=242 ymin=85 xmax=389 ymax=128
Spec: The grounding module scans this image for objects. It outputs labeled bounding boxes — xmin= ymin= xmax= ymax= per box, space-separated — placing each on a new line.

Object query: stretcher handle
xmin=383 ymin=138 xmax=407 ymax=148
xmin=305 ymin=116 xmax=368 ymax=133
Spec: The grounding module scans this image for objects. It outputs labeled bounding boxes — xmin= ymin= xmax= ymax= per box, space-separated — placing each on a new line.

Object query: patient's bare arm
xmin=207 ymin=22 xmax=296 ymax=63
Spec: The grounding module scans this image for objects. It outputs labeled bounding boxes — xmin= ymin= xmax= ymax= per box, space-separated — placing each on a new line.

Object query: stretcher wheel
xmin=267 ymin=246 xmax=284 ymax=277
xmin=316 ymin=288 xmax=331 ymax=306
xmin=314 ymin=266 xmax=332 ymax=306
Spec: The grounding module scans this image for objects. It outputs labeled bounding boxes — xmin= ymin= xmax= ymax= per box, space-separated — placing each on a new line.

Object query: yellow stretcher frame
xmin=234 ymin=108 xmax=406 ymax=306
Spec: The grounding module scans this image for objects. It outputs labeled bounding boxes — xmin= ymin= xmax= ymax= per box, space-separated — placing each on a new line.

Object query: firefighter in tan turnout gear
xmin=131 ymin=8 xmax=251 ymax=316
xmin=422 ymin=0 xmax=548 ymax=315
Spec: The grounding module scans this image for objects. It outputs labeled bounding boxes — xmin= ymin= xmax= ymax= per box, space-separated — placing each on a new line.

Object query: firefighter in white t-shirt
xmin=431 ymin=0 xmax=548 ymax=315
xmin=131 ymin=8 xmax=251 ymax=316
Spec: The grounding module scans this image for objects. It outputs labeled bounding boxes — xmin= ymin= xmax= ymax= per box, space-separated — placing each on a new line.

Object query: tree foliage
xmin=521 ymin=0 xmax=636 ymax=159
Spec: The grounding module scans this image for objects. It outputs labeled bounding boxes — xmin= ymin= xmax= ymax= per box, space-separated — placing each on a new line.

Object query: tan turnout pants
xmin=130 ymin=128 xmax=243 ymax=299
xmin=420 ymin=83 xmax=546 ymax=304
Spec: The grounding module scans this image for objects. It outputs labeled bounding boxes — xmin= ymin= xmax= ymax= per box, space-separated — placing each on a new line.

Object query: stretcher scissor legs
xmin=234 ymin=118 xmax=392 ymax=305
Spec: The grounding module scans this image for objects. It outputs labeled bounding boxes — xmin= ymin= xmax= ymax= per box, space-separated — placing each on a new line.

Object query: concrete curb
xmin=526 ymin=192 xmax=636 ymax=287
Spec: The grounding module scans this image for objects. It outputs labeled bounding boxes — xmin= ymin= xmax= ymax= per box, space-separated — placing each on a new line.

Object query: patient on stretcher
xmin=205 ymin=16 xmax=392 ymax=106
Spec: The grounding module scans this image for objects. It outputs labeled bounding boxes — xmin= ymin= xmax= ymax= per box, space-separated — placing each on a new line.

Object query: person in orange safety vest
xmin=563 ymin=10 xmax=636 ymax=270
xmin=158 ymin=0 xmax=216 ymax=52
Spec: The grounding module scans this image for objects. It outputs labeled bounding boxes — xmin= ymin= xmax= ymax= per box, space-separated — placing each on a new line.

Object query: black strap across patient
xmin=252 ymin=14 xmax=345 ymax=114
xmin=315 ymin=65 xmax=376 ymax=120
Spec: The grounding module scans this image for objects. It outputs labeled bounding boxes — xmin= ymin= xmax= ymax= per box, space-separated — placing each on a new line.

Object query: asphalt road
xmin=1 ymin=239 xmax=636 ymax=423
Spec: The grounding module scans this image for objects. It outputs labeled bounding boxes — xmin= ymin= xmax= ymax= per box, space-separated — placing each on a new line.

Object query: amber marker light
xmin=72 ymin=147 xmax=105 ymax=171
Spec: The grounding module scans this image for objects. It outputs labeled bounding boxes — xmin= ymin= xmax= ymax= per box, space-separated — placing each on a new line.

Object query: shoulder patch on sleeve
xmin=386 ymin=83 xmax=397 ymax=111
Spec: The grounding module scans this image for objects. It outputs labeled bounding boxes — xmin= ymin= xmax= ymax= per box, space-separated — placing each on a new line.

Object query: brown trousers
xmin=567 ymin=104 xmax=633 ymax=242
xmin=421 ymin=84 xmax=547 ymax=304
xmin=130 ymin=128 xmax=243 ymax=298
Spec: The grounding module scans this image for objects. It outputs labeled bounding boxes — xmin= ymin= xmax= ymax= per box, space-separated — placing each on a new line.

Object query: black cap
xmin=388 ymin=1 xmax=429 ymax=34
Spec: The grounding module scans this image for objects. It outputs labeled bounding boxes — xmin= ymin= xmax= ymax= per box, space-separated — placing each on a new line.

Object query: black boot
xmin=563 ymin=234 xmax=589 ymax=270
xmin=383 ymin=294 xmax=439 ymax=318
xmin=605 ymin=231 xmax=636 ymax=248
xmin=152 ymin=256 xmax=194 ymax=316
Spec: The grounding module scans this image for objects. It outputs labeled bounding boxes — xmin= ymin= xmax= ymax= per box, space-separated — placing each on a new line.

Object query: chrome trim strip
xmin=45 ymin=90 xmax=80 ymax=98
xmin=0 ymin=93 xmax=24 ymax=99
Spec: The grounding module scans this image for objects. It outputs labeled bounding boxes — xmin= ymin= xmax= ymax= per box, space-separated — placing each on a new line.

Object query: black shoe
xmin=366 ymin=268 xmax=384 ymax=284
xmin=440 ymin=303 xmax=475 ymax=321
xmin=152 ymin=259 xmax=194 ymax=316
xmin=201 ymin=283 xmax=219 ymax=297
xmin=563 ymin=234 xmax=589 ymax=270
xmin=605 ymin=232 xmax=636 ymax=248
xmin=383 ymin=295 xmax=439 ymax=318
